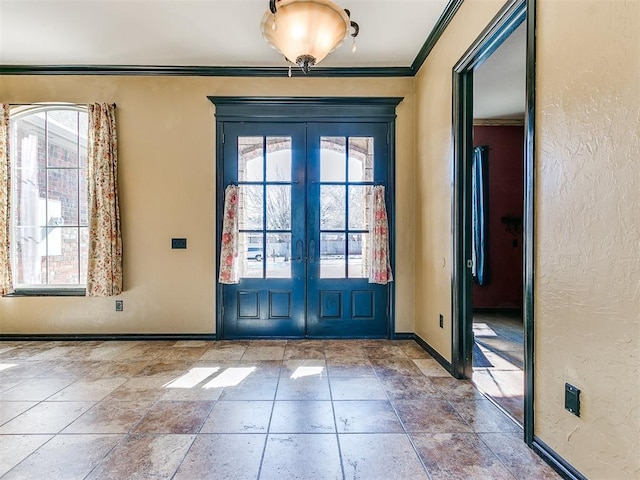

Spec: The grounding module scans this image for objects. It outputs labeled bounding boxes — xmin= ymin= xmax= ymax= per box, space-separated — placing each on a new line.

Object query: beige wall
xmin=0 ymin=76 xmax=416 ymax=334
xmin=413 ymin=0 xmax=506 ymax=360
xmin=414 ymin=0 xmax=640 ymax=478
xmin=535 ymin=1 xmax=639 ymax=478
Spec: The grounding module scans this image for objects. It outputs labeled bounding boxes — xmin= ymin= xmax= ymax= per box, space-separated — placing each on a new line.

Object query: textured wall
xmin=535 ymin=1 xmax=640 ymax=477
xmin=0 ymin=76 xmax=416 ymax=334
xmin=413 ymin=0 xmax=506 ymax=360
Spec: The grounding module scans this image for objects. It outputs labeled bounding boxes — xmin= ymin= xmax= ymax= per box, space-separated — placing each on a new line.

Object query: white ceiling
xmin=473 ymin=23 xmax=526 ymax=120
xmin=0 ymin=0 xmax=526 ymax=118
xmin=0 ymin=0 xmax=450 ymax=67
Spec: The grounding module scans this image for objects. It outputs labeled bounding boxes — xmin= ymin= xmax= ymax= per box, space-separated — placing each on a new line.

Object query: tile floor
xmin=0 ymin=339 xmax=559 ymax=479
xmin=472 ymin=312 xmax=525 ymax=424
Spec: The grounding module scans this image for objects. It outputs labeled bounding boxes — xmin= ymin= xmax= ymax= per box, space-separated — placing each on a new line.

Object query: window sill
xmin=4 ymin=288 xmax=87 ymax=297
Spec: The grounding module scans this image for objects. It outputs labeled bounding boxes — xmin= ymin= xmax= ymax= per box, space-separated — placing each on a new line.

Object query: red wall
xmin=473 ymin=125 xmax=524 ymax=309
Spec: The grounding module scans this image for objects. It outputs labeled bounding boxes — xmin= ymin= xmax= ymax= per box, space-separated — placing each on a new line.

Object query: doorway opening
xmin=451 ymin=0 xmax=535 ymax=444
xmin=471 ymin=23 xmax=526 ymax=425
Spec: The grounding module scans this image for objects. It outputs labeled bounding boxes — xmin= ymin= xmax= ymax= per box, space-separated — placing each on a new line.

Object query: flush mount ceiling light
xmin=260 ymin=0 xmax=360 ymax=75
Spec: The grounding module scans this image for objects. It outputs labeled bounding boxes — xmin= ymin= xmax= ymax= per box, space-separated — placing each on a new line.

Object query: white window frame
xmin=9 ymin=105 xmax=89 ymax=296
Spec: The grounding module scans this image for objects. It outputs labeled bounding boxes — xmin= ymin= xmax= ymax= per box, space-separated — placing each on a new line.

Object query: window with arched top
xmin=10 ymin=106 xmax=89 ymax=290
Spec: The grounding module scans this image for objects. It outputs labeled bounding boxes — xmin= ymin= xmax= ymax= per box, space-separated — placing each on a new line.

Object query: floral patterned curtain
xmin=86 ymin=103 xmax=123 ymax=297
xmin=219 ymin=184 xmax=239 ymax=284
xmin=369 ymin=185 xmax=393 ymax=285
xmin=0 ymin=104 xmax=13 ymax=295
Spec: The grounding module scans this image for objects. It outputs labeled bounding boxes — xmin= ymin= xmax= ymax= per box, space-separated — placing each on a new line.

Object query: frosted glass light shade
xmin=261 ymin=0 xmax=350 ymax=67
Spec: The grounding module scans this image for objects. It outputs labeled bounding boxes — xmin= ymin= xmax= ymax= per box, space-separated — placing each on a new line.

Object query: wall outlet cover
xmin=115 ymin=300 xmax=123 ymax=312
xmin=565 ymin=383 xmax=580 ymax=417
xmin=172 ymin=238 xmax=187 ymax=249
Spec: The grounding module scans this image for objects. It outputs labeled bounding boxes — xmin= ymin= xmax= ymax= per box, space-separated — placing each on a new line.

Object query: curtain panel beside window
xmin=86 ymin=103 xmax=123 ymax=297
xmin=0 ymin=104 xmax=13 ymax=295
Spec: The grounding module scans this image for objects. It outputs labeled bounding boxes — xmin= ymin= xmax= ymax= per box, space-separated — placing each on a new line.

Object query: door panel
xmin=305 ymin=123 xmax=389 ymax=338
xmin=220 ymin=121 xmax=390 ymax=338
xmin=221 ymin=123 xmax=306 ymax=338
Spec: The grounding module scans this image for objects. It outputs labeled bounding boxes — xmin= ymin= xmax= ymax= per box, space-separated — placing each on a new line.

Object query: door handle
xmin=295 ymin=240 xmax=304 ymax=263
xmin=308 ymin=240 xmax=316 ymax=264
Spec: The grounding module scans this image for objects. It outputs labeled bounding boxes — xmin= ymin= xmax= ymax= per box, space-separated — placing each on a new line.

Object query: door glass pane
xmin=239 ymin=185 xmax=263 ymax=230
xmin=320 ymin=185 xmax=345 ymax=230
xmin=348 ymin=185 xmax=371 ymax=230
xmin=348 ymin=233 xmax=368 ymax=278
xmin=238 ymin=136 xmax=264 ymax=181
xmin=266 ymin=137 xmax=292 ymax=181
xmin=348 ymin=137 xmax=374 ymax=182
xmin=266 ymin=233 xmax=291 ymax=278
xmin=266 ymin=185 xmax=291 ymax=230
xmin=239 ymin=232 xmax=263 ymax=279
xmin=320 ymin=232 xmax=345 ymax=278
xmin=320 ymin=137 xmax=346 ymax=182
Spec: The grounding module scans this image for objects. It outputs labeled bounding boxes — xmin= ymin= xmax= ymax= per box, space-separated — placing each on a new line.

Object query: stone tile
xmin=413 ymin=358 xmax=452 ymax=377
xmin=329 ymin=376 xmax=387 ymax=400
xmin=33 ymin=361 xmax=99 ymax=379
xmin=80 ymin=341 xmax=140 ymax=361
xmin=260 ymin=434 xmax=342 ymax=480
xmin=379 ymin=374 xmax=441 ymax=400
xmin=334 ymin=400 xmax=404 ymax=433
xmin=362 ymin=344 xmax=408 ymax=359
xmin=2 ymin=434 xmax=121 ymax=480
xmin=85 ymin=360 xmax=149 ymax=378
xmin=480 ymin=433 xmax=561 ymax=479
xmin=270 ymin=400 xmax=335 ymax=433
xmin=339 ymin=433 xmax=429 ymax=480
xmin=0 ymin=401 xmax=94 ymax=434
xmin=173 ymin=434 xmax=265 ymax=480
xmin=431 ymin=377 xmax=487 ymax=401
xmin=135 ymin=362 xmax=191 ymax=377
xmin=276 ymin=375 xmax=331 ymax=400
xmin=0 ymin=377 xmax=75 ymax=401
xmin=0 ymin=434 xmax=52 ymax=476
xmin=412 ymin=433 xmax=514 ymax=479
xmin=85 ymin=434 xmax=195 ymax=480
xmin=399 ymin=341 xmax=433 ymax=359
xmin=236 ymin=359 xmax=283 ymax=377
xmin=326 ymin=358 xmax=375 ymax=377
xmin=283 ymin=345 xmax=326 ymax=360
xmin=104 ymin=376 xmax=174 ymax=402
xmin=370 ymin=358 xmax=424 ymax=377
xmin=218 ymin=375 xmax=279 ymax=401
xmin=199 ymin=344 xmax=247 ymax=361
xmin=281 ymin=359 xmax=327 ymax=377
xmin=49 ymin=377 xmax=127 ymax=401
xmin=63 ymin=399 xmax=155 ymax=434
xmin=133 ymin=401 xmax=213 ymax=434
xmin=450 ymin=399 xmax=521 ymax=433
xmin=200 ymin=400 xmax=273 ymax=433
xmin=241 ymin=346 xmax=285 ymax=361
xmin=0 ymin=401 xmax=37 ymax=425
xmin=172 ymin=340 xmax=212 ymax=348
xmin=394 ymin=399 xmax=472 ymax=433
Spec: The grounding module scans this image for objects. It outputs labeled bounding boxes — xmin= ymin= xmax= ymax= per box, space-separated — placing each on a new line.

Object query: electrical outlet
xmin=172 ymin=238 xmax=187 ymax=249
xmin=439 ymin=314 xmax=444 ymax=328
xmin=115 ymin=300 xmax=123 ymax=312
xmin=565 ymin=383 xmax=580 ymax=416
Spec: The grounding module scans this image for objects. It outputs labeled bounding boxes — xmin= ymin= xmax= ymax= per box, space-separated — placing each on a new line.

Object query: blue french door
xmin=220 ymin=121 xmax=390 ymax=338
